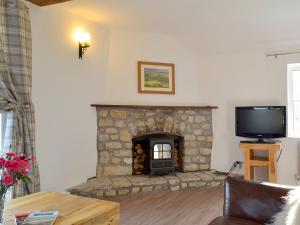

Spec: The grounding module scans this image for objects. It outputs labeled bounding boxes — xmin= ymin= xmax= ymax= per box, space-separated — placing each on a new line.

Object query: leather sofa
xmin=208 ymin=176 xmax=294 ymax=225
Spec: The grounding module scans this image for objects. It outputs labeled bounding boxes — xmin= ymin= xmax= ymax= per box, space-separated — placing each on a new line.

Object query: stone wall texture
xmin=96 ymin=107 xmax=213 ymax=177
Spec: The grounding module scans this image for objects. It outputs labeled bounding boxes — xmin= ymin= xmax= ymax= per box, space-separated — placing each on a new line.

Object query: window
xmin=0 ymin=113 xmax=7 ymax=151
xmin=287 ymin=64 xmax=300 ymax=137
xmin=0 ymin=113 xmax=1 ymax=149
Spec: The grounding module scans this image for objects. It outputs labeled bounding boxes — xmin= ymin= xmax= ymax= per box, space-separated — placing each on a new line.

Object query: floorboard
xmin=109 ymin=187 xmax=224 ymax=225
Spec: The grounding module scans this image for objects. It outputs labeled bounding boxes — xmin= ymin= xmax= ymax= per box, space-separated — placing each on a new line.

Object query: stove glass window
xmin=153 ymin=143 xmax=172 ymax=159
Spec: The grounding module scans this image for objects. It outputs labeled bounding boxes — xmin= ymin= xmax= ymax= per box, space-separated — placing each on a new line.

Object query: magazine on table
xmin=14 ymin=212 xmax=31 ymax=225
xmin=15 ymin=211 xmax=59 ymax=225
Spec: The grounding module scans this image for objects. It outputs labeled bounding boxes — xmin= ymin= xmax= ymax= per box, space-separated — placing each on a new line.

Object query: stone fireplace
xmin=96 ymin=105 xmax=215 ymax=178
xmin=67 ymin=104 xmax=229 ymax=198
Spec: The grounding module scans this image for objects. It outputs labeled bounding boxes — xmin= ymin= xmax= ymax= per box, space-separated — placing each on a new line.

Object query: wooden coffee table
xmin=3 ymin=191 xmax=120 ymax=225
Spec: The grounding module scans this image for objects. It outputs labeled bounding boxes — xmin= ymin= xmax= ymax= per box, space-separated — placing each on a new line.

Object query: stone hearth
xmin=67 ymin=170 xmax=227 ymax=198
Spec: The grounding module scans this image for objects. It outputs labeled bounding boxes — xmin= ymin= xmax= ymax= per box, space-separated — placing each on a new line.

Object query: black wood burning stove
xmin=149 ymin=138 xmax=175 ymax=176
xmin=132 ymin=133 xmax=183 ymax=176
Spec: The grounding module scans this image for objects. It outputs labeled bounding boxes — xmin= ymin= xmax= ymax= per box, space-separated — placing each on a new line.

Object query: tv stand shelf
xmin=249 ymin=156 xmax=269 ymax=167
xmin=239 ymin=143 xmax=282 ymax=183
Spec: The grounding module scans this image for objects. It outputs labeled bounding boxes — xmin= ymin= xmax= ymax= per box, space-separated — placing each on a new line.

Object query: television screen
xmin=235 ymin=106 xmax=286 ymax=139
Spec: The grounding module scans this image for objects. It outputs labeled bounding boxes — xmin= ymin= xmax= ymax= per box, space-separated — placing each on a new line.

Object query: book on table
xmin=15 ymin=211 xmax=59 ymax=225
xmin=14 ymin=212 xmax=31 ymax=225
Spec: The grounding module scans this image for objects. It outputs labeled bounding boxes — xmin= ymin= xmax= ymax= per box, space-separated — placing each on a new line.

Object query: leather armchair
xmin=208 ymin=176 xmax=294 ymax=225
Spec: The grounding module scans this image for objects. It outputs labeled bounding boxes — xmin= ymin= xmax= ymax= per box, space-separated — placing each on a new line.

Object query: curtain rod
xmin=266 ymin=51 xmax=300 ymax=58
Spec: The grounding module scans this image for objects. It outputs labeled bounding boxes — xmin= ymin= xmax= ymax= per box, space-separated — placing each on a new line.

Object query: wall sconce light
xmin=75 ymin=32 xmax=91 ymax=60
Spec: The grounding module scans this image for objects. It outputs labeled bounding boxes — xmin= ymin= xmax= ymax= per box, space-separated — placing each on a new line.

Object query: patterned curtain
xmin=0 ymin=0 xmax=40 ymax=197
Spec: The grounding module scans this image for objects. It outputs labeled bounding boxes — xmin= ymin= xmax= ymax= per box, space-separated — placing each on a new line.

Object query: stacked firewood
xmin=133 ymin=144 xmax=146 ymax=175
xmin=173 ymin=142 xmax=179 ymax=169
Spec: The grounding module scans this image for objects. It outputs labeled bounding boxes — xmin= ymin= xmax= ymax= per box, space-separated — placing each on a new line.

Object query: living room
xmin=0 ymin=0 xmax=300 ymax=224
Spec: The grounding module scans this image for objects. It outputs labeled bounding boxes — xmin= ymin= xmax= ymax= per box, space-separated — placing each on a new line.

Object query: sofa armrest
xmin=223 ymin=177 xmax=293 ymax=224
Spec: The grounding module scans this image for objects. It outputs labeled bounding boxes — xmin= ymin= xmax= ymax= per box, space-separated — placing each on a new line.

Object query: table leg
xmin=268 ymin=150 xmax=277 ymax=183
xmin=244 ymin=148 xmax=254 ymax=180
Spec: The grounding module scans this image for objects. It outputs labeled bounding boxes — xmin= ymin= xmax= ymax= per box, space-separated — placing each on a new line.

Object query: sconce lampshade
xmin=75 ymin=32 xmax=91 ymax=44
xmin=75 ymin=32 xmax=91 ymax=59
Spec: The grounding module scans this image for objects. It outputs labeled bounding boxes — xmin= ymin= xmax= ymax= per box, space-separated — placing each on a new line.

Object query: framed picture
xmin=138 ymin=61 xmax=175 ymax=94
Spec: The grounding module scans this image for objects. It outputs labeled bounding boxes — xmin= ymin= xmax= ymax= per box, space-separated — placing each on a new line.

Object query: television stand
xmin=240 ymin=139 xmax=278 ymax=144
xmin=239 ymin=142 xmax=282 ymax=183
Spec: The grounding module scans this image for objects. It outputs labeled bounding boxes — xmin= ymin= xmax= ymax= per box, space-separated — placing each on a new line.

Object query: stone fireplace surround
xmin=68 ymin=104 xmax=228 ymax=198
xmin=96 ymin=104 xmax=216 ymax=176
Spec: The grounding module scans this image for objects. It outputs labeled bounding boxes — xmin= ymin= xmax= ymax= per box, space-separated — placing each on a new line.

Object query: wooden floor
xmin=109 ymin=187 xmax=224 ymax=225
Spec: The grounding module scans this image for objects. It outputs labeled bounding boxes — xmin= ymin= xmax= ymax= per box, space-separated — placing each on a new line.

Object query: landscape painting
xmin=138 ymin=61 xmax=175 ymax=94
xmin=144 ymin=68 xmax=170 ymax=88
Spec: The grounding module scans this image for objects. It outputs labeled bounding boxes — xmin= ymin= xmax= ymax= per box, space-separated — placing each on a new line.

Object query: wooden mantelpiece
xmin=91 ymin=104 xmax=218 ymax=109
xmin=27 ymin=0 xmax=71 ymax=6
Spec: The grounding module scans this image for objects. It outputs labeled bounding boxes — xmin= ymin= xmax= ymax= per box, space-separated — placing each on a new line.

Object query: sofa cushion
xmin=224 ymin=177 xmax=292 ymax=224
xmin=208 ymin=216 xmax=262 ymax=225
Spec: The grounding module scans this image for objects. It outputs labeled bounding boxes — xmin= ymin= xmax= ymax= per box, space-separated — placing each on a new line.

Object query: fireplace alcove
xmin=67 ymin=104 xmax=230 ymax=198
xmin=132 ymin=133 xmax=184 ymax=176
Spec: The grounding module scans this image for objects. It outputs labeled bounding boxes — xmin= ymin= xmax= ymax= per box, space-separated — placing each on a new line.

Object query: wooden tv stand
xmin=239 ymin=142 xmax=282 ymax=183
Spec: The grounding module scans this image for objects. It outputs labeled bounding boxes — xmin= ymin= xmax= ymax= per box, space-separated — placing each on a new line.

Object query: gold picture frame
xmin=138 ymin=61 xmax=175 ymax=94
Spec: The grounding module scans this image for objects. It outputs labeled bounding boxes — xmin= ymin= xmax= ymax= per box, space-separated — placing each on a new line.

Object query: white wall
xmin=29 ymin=4 xmax=110 ymax=192
xmin=29 ymin=5 xmax=206 ymax=191
xmin=201 ymin=52 xmax=300 ymax=184
xmin=28 ymin=3 xmax=300 ymax=191
xmin=104 ymin=29 xmax=206 ymax=105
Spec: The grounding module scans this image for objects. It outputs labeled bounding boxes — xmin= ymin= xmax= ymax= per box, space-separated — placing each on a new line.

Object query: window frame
xmin=0 ymin=113 xmax=1 ymax=150
xmin=287 ymin=63 xmax=300 ymax=138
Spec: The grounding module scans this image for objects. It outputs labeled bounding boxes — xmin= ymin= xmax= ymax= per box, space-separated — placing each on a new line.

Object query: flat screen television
xmin=235 ymin=106 xmax=286 ymax=142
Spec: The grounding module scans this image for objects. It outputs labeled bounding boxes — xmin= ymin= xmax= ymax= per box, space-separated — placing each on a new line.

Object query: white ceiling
xmin=58 ymin=0 xmax=300 ymax=54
